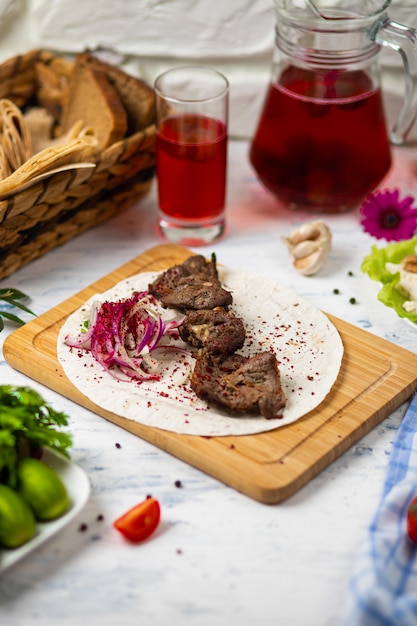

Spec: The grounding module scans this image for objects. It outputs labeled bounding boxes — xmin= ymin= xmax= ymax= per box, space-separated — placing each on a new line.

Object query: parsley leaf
xmin=0 ymin=386 xmax=72 ymax=487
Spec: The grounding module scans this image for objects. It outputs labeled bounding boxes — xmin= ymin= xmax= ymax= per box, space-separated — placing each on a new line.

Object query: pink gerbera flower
xmin=360 ymin=188 xmax=417 ymax=241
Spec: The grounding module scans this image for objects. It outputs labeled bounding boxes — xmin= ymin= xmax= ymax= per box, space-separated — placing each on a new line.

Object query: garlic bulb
xmin=282 ymin=220 xmax=332 ymax=276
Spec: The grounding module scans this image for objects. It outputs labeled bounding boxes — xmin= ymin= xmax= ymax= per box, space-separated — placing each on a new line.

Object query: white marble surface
xmin=1 ymin=139 xmax=417 ymax=626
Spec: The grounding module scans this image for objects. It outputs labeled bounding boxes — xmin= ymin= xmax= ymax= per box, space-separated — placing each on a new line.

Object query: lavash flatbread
xmin=57 ymin=267 xmax=344 ymax=437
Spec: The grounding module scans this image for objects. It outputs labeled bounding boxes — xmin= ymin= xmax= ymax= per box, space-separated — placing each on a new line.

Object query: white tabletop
xmin=1 ymin=139 xmax=416 ymax=626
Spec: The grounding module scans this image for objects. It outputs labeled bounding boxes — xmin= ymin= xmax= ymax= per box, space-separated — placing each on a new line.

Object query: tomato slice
xmin=407 ymin=497 xmax=417 ymax=543
xmin=113 ymin=497 xmax=161 ymax=543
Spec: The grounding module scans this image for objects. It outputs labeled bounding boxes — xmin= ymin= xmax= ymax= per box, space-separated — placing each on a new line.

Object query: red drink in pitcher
xmin=156 ymin=113 xmax=227 ymax=223
xmin=249 ymin=66 xmax=392 ymax=212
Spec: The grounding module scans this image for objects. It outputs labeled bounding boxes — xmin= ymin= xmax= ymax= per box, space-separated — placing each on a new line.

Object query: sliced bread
xmin=73 ymin=52 xmax=155 ymax=135
xmin=35 ymin=56 xmax=73 ymax=121
xmin=60 ymin=62 xmax=128 ymax=151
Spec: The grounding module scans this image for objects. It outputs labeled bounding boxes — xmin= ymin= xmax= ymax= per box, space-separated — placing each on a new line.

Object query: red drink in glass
xmin=156 ymin=113 xmax=227 ymax=223
xmin=154 ymin=66 xmax=228 ymax=245
xmin=250 ymin=66 xmax=392 ymax=212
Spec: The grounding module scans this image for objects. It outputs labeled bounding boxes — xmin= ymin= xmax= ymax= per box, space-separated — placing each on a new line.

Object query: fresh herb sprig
xmin=0 ymin=385 xmax=72 ymax=488
xmin=0 ymin=288 xmax=36 ymax=331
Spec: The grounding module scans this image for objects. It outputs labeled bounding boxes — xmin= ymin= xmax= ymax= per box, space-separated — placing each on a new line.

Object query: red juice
xmin=249 ymin=66 xmax=392 ymax=212
xmin=156 ymin=113 xmax=227 ymax=223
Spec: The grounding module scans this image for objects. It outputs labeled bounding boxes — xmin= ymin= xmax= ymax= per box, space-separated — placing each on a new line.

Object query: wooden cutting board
xmin=4 ymin=243 xmax=417 ymax=504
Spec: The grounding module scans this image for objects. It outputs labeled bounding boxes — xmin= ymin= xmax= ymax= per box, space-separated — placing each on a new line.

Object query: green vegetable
xmin=361 ymin=236 xmax=417 ymax=323
xmin=0 ymin=385 xmax=72 ymax=488
xmin=17 ymin=457 xmax=70 ymax=521
xmin=0 ymin=288 xmax=36 ymax=331
xmin=0 ymin=484 xmax=36 ymax=548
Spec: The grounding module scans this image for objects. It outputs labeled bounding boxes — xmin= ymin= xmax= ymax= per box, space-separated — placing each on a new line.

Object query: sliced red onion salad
xmin=64 ymin=291 xmax=187 ymax=382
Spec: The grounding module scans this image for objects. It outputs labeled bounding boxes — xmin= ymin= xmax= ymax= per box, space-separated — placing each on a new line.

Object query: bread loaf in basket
xmin=0 ymin=49 xmax=155 ymax=280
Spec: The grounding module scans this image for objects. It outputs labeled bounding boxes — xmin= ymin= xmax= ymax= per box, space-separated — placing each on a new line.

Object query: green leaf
xmin=361 ymin=236 xmax=417 ymax=323
xmin=0 ymin=288 xmax=29 ymax=298
xmin=0 ymin=287 xmax=36 ymax=331
xmin=0 ymin=311 xmax=26 ymax=325
xmin=0 ymin=385 xmax=72 ymax=487
xmin=1 ymin=299 xmax=35 ymax=315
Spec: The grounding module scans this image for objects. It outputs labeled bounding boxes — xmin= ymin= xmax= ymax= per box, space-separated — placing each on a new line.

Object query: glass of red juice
xmin=154 ymin=67 xmax=229 ymax=246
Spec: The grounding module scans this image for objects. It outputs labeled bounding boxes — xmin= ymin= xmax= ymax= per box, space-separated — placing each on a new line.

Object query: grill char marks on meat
xmin=148 ymin=254 xmax=232 ymax=312
xmin=191 ymin=352 xmax=286 ymax=419
xmin=179 ymin=308 xmax=246 ymax=356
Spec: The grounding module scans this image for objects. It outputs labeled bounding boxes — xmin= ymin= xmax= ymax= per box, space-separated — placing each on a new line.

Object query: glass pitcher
xmin=249 ymin=0 xmax=417 ymax=213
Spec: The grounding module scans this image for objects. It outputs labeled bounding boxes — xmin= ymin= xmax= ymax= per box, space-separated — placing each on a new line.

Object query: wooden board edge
xmin=4 ymin=244 xmax=417 ymax=503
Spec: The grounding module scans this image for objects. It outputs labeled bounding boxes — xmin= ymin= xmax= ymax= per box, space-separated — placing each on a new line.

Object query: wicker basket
xmin=0 ymin=49 xmax=156 ymax=281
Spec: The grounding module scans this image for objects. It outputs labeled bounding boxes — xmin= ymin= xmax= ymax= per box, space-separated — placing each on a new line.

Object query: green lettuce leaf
xmin=361 ymin=236 xmax=417 ymax=323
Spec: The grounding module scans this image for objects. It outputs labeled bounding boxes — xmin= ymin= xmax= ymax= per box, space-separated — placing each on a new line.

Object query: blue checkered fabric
xmin=345 ymin=392 xmax=417 ymax=626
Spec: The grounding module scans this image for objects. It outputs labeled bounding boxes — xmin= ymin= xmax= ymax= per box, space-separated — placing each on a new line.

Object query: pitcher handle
xmin=372 ymin=16 xmax=417 ymax=145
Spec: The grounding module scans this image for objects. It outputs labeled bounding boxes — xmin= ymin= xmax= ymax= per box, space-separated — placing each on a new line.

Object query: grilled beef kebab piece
xmin=149 ymin=254 xmax=286 ymax=418
xmin=148 ymin=254 xmax=232 ymax=312
xmin=178 ymin=308 xmax=246 ymax=356
xmin=191 ymin=351 xmax=286 ymax=419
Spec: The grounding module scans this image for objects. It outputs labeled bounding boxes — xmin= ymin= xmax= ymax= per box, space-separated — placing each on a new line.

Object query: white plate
xmin=0 ymin=448 xmax=90 ymax=573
